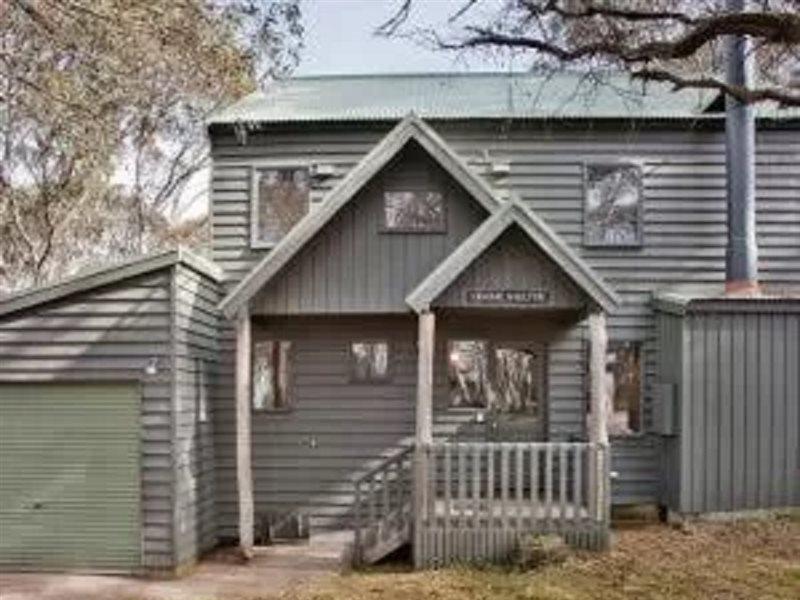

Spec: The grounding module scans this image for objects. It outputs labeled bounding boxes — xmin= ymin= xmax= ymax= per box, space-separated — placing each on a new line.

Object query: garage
xmin=0 ymin=249 xmax=222 ymax=573
xmin=0 ymin=383 xmax=141 ymax=570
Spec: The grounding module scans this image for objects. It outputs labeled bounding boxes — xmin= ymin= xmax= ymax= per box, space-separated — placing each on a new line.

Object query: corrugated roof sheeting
xmin=209 ymin=72 xmax=717 ymax=123
xmin=209 ymin=72 xmax=799 ymax=125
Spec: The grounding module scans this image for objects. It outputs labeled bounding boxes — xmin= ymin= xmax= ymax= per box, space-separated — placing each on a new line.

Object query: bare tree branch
xmin=382 ymin=0 xmax=800 ymax=106
xmin=632 ymin=66 xmax=800 ymax=105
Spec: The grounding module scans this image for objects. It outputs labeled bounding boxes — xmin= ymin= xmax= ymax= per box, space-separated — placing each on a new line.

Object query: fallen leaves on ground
xmin=277 ymin=516 xmax=800 ymax=600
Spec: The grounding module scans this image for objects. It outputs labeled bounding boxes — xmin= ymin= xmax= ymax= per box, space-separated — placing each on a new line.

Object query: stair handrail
xmin=353 ymin=444 xmax=415 ymax=564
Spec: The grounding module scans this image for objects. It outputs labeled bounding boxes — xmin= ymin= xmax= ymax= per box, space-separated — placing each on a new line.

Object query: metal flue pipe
xmin=724 ymin=0 xmax=759 ymax=294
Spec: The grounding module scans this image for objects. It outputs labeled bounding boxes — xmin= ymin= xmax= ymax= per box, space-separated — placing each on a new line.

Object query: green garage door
xmin=0 ymin=383 xmax=141 ymax=570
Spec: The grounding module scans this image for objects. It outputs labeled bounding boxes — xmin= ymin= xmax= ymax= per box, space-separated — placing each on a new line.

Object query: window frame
xmin=380 ymin=189 xmax=448 ymax=234
xmin=585 ymin=339 xmax=645 ymax=438
xmin=251 ymin=338 xmax=294 ymax=413
xmin=582 ymin=161 xmax=644 ymax=249
xmin=250 ymin=163 xmax=312 ymax=250
xmin=349 ymin=340 xmax=392 ymax=384
xmin=447 ymin=339 xmax=548 ymax=418
xmin=196 ymin=358 xmax=209 ymax=424
xmin=447 ymin=338 xmax=491 ymax=409
xmin=491 ymin=341 xmax=548 ymax=419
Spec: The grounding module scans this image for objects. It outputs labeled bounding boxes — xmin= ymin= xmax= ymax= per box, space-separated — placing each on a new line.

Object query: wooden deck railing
xmin=414 ymin=442 xmax=611 ymax=567
xmin=353 ymin=446 xmax=414 ymax=565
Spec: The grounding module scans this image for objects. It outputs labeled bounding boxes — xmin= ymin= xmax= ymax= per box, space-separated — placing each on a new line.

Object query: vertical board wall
xmin=657 ymin=302 xmax=800 ymax=514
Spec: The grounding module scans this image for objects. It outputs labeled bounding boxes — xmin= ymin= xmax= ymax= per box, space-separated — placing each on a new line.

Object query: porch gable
xmin=433 ymin=224 xmax=586 ymax=311
xmin=406 ymin=200 xmax=621 ymax=314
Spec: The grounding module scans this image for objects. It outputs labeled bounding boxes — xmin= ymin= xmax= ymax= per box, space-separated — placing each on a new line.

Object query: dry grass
xmin=279 ymin=516 xmax=800 ymax=600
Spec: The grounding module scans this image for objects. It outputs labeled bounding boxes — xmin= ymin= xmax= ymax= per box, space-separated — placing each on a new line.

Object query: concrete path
xmin=0 ymin=542 xmax=347 ymax=600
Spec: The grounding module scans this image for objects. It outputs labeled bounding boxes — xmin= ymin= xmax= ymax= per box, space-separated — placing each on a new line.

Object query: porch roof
xmin=218 ymin=113 xmax=503 ymax=318
xmin=406 ymin=199 xmax=621 ymax=314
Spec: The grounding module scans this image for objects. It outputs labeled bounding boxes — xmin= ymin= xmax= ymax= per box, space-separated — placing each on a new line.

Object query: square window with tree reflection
xmin=253 ymin=167 xmax=310 ymax=246
xmin=448 ymin=340 xmax=545 ymax=417
xmin=351 ymin=341 xmax=390 ymax=382
xmin=584 ymin=163 xmax=643 ymax=247
xmin=586 ymin=341 xmax=642 ymax=436
xmin=383 ymin=191 xmax=445 ymax=232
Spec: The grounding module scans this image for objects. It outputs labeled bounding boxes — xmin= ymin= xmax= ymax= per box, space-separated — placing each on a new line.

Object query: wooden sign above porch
xmin=465 ymin=289 xmax=550 ymax=306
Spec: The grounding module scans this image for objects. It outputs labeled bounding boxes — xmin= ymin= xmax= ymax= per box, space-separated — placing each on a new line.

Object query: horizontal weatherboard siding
xmin=211 ymin=120 xmax=799 ymax=523
xmin=0 ymin=272 xmax=173 ymax=569
xmin=0 ymin=259 xmax=221 ymax=572
xmin=171 ymin=265 xmax=221 ymax=567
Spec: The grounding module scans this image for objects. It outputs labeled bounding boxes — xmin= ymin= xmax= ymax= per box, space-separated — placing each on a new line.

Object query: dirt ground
xmin=281 ymin=516 xmax=800 ymax=600
xmin=0 ymin=543 xmax=344 ymax=600
xmin=1 ymin=516 xmax=797 ymax=600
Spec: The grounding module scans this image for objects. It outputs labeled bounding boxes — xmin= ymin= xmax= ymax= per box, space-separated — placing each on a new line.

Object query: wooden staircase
xmin=352 ymin=446 xmax=414 ymax=565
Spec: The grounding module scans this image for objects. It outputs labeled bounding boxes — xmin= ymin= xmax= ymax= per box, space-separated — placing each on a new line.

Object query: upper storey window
xmin=383 ymin=190 xmax=446 ymax=232
xmin=584 ymin=163 xmax=643 ymax=247
xmin=252 ymin=167 xmax=310 ymax=247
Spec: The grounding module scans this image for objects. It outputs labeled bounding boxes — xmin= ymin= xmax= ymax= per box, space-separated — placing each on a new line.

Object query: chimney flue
xmin=724 ymin=0 xmax=759 ymax=294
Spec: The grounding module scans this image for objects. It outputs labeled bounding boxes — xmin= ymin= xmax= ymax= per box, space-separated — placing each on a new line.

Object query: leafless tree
xmin=378 ymin=0 xmax=800 ymax=106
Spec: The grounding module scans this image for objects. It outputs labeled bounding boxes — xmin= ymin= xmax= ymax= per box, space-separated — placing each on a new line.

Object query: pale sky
xmin=296 ymin=0 xmax=511 ymax=75
xmin=179 ymin=0 xmax=512 ymax=221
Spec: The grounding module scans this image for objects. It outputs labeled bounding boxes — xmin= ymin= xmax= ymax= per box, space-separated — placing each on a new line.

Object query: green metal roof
xmin=210 ymin=71 xmax=720 ymax=123
xmin=208 ymin=71 xmax=796 ymax=125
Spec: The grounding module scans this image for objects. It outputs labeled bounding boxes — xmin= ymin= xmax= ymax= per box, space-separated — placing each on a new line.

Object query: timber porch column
xmin=587 ymin=310 xmax=609 ymax=523
xmin=235 ymin=306 xmax=254 ymax=557
xmin=588 ymin=310 xmax=609 ymax=446
xmin=413 ymin=310 xmax=435 ymax=567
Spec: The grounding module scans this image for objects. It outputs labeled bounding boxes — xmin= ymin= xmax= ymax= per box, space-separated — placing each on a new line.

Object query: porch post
xmin=413 ymin=310 xmax=435 ymax=568
xmin=588 ymin=310 xmax=609 ymax=446
xmin=235 ymin=306 xmax=254 ymax=557
xmin=588 ymin=310 xmax=609 ymax=524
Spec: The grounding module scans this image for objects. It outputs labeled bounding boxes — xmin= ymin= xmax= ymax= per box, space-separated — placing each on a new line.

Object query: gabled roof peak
xmin=0 ymin=247 xmax=221 ymax=319
xmin=406 ymin=195 xmax=621 ymax=314
xmin=218 ymin=116 xmax=501 ymax=318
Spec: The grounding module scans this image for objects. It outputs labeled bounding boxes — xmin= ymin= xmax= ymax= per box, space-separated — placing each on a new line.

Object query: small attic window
xmin=584 ymin=163 xmax=643 ymax=247
xmin=252 ymin=167 xmax=310 ymax=247
xmin=383 ymin=191 xmax=446 ymax=232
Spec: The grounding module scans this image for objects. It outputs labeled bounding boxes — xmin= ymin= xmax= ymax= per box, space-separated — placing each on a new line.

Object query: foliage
xmin=379 ymin=0 xmax=800 ymax=106
xmin=0 ymin=0 xmax=302 ymax=292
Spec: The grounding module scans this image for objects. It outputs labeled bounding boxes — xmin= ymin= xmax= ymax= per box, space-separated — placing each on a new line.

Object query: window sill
xmin=253 ymin=408 xmax=293 ymax=415
xmin=583 ymin=242 xmax=644 ymax=250
xmin=250 ymin=241 xmax=279 ymax=251
xmin=378 ymin=228 xmax=447 ymax=235
xmin=348 ymin=377 xmax=393 ymax=385
xmin=609 ymin=432 xmax=648 ymax=441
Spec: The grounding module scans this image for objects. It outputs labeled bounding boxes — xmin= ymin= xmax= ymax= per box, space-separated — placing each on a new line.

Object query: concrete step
xmin=306 ymin=529 xmax=356 ymax=569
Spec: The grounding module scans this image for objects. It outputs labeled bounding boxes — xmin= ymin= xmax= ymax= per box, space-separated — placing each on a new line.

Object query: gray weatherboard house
xmin=0 ymin=72 xmax=798 ymax=574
